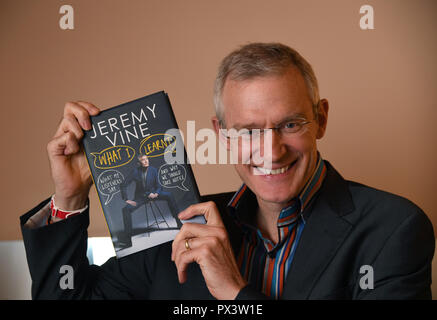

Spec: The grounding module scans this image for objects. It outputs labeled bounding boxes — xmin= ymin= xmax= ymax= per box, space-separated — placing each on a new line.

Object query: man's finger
xmin=182 ymin=236 xmax=223 ymax=252
xmin=178 ymin=201 xmax=223 ymax=226
xmin=177 ymin=223 xmax=223 ymax=243
xmin=171 ymin=224 xmax=228 ymax=262
xmin=172 ymin=223 xmax=215 ymax=260
xmin=175 ymin=248 xmax=197 ymax=283
xmin=63 ymin=101 xmax=95 ymax=131
xmin=174 ymin=242 xmax=215 ymax=284
xmin=54 ymin=114 xmax=84 ymax=139
xmin=76 ymin=101 xmax=101 ymax=116
xmin=174 ymin=237 xmax=227 ymax=284
xmin=47 ymin=131 xmax=80 ymax=158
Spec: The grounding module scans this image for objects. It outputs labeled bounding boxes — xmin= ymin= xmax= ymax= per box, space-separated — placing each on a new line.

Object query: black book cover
xmin=83 ymin=91 xmax=204 ymax=258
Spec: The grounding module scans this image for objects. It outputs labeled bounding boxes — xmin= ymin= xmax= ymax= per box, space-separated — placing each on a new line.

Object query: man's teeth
xmin=255 ymin=164 xmax=290 ymax=175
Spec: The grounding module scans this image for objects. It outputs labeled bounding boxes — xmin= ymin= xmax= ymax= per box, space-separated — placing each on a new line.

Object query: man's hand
xmin=126 ymin=200 xmax=137 ymax=206
xmin=171 ymin=201 xmax=247 ymax=300
xmin=47 ymin=101 xmax=100 ymax=210
xmin=148 ymin=193 xmax=158 ymax=199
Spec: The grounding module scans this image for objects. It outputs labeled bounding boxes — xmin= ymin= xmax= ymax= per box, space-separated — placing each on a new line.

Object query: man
xmin=21 ymin=42 xmax=434 ymax=300
xmin=119 ymin=154 xmax=183 ymax=248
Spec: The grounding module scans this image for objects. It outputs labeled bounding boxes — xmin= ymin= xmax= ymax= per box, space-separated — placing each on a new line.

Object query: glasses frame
xmin=219 ymin=118 xmax=313 ymax=141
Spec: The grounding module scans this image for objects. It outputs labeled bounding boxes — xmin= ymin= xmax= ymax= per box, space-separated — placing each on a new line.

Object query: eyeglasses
xmin=220 ymin=118 xmax=313 ymax=142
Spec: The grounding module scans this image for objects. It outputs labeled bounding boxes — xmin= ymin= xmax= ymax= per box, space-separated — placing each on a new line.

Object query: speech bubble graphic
xmin=158 ymin=164 xmax=189 ymax=192
xmin=139 ymin=133 xmax=176 ymax=158
xmin=90 ymin=145 xmax=135 ymax=169
xmin=96 ymin=170 xmax=125 ymax=205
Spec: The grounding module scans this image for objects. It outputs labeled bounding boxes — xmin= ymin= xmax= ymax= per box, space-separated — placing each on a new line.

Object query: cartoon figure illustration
xmin=118 ymin=154 xmax=183 ymax=248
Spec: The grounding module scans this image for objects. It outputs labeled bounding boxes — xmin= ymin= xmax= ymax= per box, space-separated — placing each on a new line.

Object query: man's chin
xmin=251 ymin=174 xmax=304 ymax=202
xmin=252 ymin=187 xmax=298 ymax=206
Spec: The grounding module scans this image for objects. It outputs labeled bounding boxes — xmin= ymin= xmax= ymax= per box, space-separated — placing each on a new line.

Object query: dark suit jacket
xmin=20 ymin=162 xmax=435 ymax=299
xmin=120 ymin=166 xmax=161 ymax=201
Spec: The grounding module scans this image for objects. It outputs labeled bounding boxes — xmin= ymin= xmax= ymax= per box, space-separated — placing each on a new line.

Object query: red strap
xmin=50 ymin=197 xmax=84 ymax=220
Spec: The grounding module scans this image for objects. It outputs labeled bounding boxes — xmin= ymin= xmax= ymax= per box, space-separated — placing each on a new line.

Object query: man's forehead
xmin=222 ymin=81 xmax=312 ymax=128
xmin=223 ymin=68 xmax=310 ymax=109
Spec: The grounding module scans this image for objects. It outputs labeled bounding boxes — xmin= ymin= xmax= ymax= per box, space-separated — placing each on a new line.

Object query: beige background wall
xmin=1 ymin=0 xmax=436 ymax=243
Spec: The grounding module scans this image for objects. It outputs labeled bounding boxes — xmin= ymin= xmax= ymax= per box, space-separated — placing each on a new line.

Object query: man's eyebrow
xmin=231 ymin=122 xmax=262 ymax=130
xmin=278 ymin=113 xmax=309 ymax=124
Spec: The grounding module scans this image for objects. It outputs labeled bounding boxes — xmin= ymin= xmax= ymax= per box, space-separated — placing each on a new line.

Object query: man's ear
xmin=211 ymin=116 xmax=230 ymax=150
xmin=316 ymin=99 xmax=329 ymax=139
xmin=211 ymin=116 xmax=221 ymax=135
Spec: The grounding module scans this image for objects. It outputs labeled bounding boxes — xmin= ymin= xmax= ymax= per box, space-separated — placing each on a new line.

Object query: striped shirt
xmin=228 ymin=155 xmax=327 ymax=299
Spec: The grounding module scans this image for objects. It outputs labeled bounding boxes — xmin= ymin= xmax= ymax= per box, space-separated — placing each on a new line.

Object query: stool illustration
xmin=144 ymin=199 xmax=170 ymax=237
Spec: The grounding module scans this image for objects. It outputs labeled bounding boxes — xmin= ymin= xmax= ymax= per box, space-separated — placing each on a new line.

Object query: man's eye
xmin=245 ymin=129 xmax=264 ymax=137
xmin=240 ymin=130 xmax=253 ymax=138
xmin=284 ymin=122 xmax=298 ymax=129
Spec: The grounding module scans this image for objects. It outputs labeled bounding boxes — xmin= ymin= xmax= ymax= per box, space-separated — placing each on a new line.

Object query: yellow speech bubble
xmin=90 ymin=145 xmax=136 ymax=169
xmin=139 ymin=133 xmax=176 ymax=158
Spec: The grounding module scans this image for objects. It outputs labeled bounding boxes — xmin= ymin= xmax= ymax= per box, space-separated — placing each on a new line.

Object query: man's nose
xmin=269 ymin=129 xmax=288 ymax=162
xmin=253 ymin=129 xmax=287 ymax=166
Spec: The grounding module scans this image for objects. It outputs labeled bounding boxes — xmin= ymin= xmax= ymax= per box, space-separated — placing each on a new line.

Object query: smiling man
xmin=20 ymin=42 xmax=434 ymax=300
xmin=216 ymin=63 xmax=327 ymax=236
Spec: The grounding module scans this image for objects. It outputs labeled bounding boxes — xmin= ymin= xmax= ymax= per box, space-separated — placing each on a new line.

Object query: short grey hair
xmin=213 ymin=42 xmax=320 ymax=126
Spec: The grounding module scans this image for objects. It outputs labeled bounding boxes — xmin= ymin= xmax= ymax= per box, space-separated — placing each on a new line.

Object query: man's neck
xmin=252 ymin=153 xmax=323 ymax=243
xmin=255 ymin=197 xmax=294 ymax=244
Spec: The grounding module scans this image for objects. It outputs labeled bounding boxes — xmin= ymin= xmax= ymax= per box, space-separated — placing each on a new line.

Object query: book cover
xmin=83 ymin=91 xmax=204 ymax=258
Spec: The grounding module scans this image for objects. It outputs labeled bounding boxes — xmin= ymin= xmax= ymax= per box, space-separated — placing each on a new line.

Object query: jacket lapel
xmin=281 ymin=162 xmax=355 ymax=299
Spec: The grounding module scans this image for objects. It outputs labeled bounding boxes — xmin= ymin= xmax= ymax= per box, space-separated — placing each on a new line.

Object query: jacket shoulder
xmin=345 ymin=180 xmax=433 ymax=232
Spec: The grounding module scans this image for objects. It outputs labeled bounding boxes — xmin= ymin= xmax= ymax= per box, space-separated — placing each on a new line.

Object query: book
xmin=83 ymin=91 xmax=204 ymax=258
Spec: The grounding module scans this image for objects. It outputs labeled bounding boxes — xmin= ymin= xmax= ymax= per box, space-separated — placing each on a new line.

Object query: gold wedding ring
xmin=185 ymin=239 xmax=191 ymax=250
